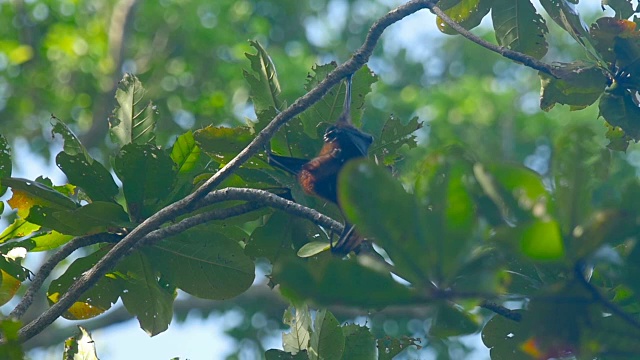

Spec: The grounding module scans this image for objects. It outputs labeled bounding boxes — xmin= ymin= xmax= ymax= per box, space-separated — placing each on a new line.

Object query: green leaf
xmin=144 ymin=228 xmax=255 ymax=300
xmin=492 ymin=0 xmax=549 ymax=59
xmin=539 ymin=0 xmax=601 ymax=61
xmin=436 ymin=0 xmax=491 ymax=35
xmin=369 ymin=115 xmax=422 ymax=166
xmin=109 ymin=73 xmax=157 ymax=147
xmin=117 ymin=251 xmax=175 ymax=336
xmin=552 ymin=126 xmax=601 ymax=235
xmin=246 ymin=211 xmax=322 ymax=262
xmin=481 ymin=310 xmax=531 ymax=360
xmin=0 ymin=319 xmax=23 ymax=360
xmin=519 ymin=219 xmax=565 ymax=260
xmin=273 ymin=257 xmax=417 ymax=307
xmin=3 ymin=177 xmax=78 ymax=212
xmin=430 ymin=303 xmax=481 ymax=337
xmin=170 ymin=130 xmax=201 ymax=174
xmin=114 ymin=143 xmax=176 ymax=221
xmin=341 ymin=324 xmax=375 ymax=360
xmin=474 ymin=163 xmax=552 ymax=224
xmin=338 ymin=160 xmax=429 ymax=284
xmin=29 ymin=231 xmax=74 ymax=251
xmin=48 ymin=246 xmax=121 ymax=320
xmin=309 ymin=309 xmax=344 ymax=360
xmin=300 ymin=64 xmax=377 ymax=135
xmin=539 ymin=62 xmax=608 ymax=111
xmin=27 ymin=202 xmax=129 ymax=236
xmin=265 ymin=349 xmax=309 ymax=360
xmin=0 ymin=219 xmax=39 ymax=243
xmin=283 ymin=305 xmax=312 ymax=354
xmin=0 ymin=134 xmax=11 ymax=197
xmin=243 ymin=41 xmax=283 ymax=118
xmin=376 ymin=335 xmax=421 ymax=360
xmin=51 ymin=117 xmax=92 ymax=162
xmin=297 ymin=241 xmax=330 ymax=258
xmin=599 ymin=86 xmax=640 ymax=141
xmin=56 ymin=152 xmax=119 ymax=202
xmin=63 ymin=326 xmax=99 ymax=360
xmin=193 ymin=125 xmax=256 ymax=166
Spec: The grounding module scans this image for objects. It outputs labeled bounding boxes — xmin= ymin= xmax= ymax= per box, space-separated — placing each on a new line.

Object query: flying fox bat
xmin=266 ymin=76 xmax=372 ymax=254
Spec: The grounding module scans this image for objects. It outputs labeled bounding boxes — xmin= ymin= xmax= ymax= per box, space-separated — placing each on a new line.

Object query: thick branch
xmin=428 ymin=3 xmax=558 ymax=78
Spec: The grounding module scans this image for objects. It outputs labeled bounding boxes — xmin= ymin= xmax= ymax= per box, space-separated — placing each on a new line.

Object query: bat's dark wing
xmin=325 ymin=125 xmax=373 ymax=158
xmin=266 ymin=151 xmax=309 ymax=175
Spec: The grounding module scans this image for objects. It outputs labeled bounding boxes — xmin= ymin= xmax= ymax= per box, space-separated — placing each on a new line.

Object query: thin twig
xmin=574 ymin=263 xmax=640 ymax=332
xmin=480 ymin=300 xmax=522 ymax=322
xmin=9 ymin=233 xmax=121 ymax=320
xmin=428 ymin=3 xmax=558 ymax=78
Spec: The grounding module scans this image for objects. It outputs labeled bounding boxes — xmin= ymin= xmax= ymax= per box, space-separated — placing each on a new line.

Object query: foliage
xmin=2 ymin=1 xmax=640 ymax=360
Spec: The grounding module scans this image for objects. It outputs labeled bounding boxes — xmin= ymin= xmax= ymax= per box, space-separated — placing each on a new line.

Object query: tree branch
xmin=574 ymin=263 xmax=640 ymax=332
xmin=9 ymin=233 xmax=121 ymax=320
xmin=480 ymin=300 xmax=522 ymax=322
xmin=427 ymin=3 xmax=559 ymax=78
xmin=200 ymin=188 xmax=344 ymax=234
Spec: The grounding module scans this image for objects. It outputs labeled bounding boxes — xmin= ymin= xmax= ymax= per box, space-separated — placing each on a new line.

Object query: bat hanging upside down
xmin=266 ymin=75 xmax=373 ymax=254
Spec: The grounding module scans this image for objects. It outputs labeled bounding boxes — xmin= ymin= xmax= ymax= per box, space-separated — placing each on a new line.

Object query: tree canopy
xmin=2 ymin=0 xmax=640 ymax=359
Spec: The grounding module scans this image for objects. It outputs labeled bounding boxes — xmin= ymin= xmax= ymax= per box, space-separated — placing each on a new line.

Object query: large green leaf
xmin=0 ymin=219 xmax=40 ymax=244
xmin=600 ymin=86 xmax=640 ymax=141
xmin=492 ymin=0 xmax=549 ymax=59
xmin=116 ymin=251 xmax=175 ymax=336
xmin=0 ymin=134 xmax=11 ymax=197
xmin=299 ymin=64 xmax=377 ymax=135
xmin=193 ymin=125 xmax=256 ymax=166
xmin=56 ymin=152 xmax=119 ymax=202
xmin=265 ymin=349 xmax=309 ymax=360
xmin=246 ymin=211 xmax=324 ymax=262
xmin=48 ymin=246 xmax=121 ymax=320
xmin=109 ymin=73 xmax=157 ymax=147
xmin=3 ymin=177 xmax=78 ymax=212
xmin=309 ymin=309 xmax=344 ymax=360
xmin=51 ymin=117 xmax=92 ymax=163
xmin=273 ymin=257 xmax=417 ymax=307
xmin=144 ymin=228 xmax=255 ymax=300
xmin=481 ymin=310 xmax=532 ymax=359
xmin=340 ymin=324 xmax=376 ymax=360
xmin=338 ymin=160 xmax=430 ymax=284
xmin=27 ymin=201 xmax=129 ymax=236
xmin=243 ymin=41 xmax=283 ymax=120
xmin=170 ymin=130 xmax=201 ymax=174
xmin=376 ymin=335 xmax=421 ymax=360
xmin=436 ymin=0 xmax=491 ymax=35
xmin=429 ymin=303 xmax=481 ymax=338
xmin=0 ymin=319 xmax=23 ymax=360
xmin=114 ymin=143 xmax=176 ymax=221
xmin=369 ymin=115 xmax=422 ymax=166
xmin=539 ymin=62 xmax=608 ymax=111
xmin=539 ymin=0 xmax=600 ymax=60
